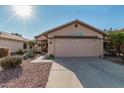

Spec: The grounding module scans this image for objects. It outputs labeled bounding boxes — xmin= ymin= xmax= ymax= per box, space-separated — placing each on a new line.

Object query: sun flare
xmin=12 ymin=5 xmax=32 ymax=18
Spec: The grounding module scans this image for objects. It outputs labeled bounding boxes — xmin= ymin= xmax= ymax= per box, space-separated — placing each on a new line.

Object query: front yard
xmin=0 ymin=60 xmax=52 ymax=88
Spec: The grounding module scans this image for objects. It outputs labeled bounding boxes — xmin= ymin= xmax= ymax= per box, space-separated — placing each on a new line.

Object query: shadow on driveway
xmin=54 ymin=57 xmax=124 ymax=88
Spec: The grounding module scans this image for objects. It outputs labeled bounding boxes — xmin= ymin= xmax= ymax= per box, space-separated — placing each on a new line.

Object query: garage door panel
xmin=55 ymin=39 xmax=98 ymax=57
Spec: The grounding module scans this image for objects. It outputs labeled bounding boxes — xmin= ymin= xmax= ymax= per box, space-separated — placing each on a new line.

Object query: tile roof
xmin=0 ymin=31 xmax=29 ymax=42
xmin=35 ymin=19 xmax=107 ymax=38
xmin=118 ymin=28 xmax=124 ymax=32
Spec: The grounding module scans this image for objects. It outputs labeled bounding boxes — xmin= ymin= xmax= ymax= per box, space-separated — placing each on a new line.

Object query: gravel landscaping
xmin=0 ymin=60 xmax=52 ymax=88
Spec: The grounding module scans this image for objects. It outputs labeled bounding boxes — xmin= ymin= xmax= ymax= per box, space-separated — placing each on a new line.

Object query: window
xmin=49 ymin=42 xmax=52 ymax=44
xmin=42 ymin=44 xmax=46 ymax=46
xmin=29 ymin=46 xmax=32 ymax=49
xmin=23 ymin=43 xmax=27 ymax=49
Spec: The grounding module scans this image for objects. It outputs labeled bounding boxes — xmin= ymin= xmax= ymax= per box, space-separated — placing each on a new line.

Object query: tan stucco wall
xmin=48 ymin=38 xmax=55 ymax=55
xmin=47 ymin=23 xmax=104 ymax=57
xmin=48 ymin=23 xmax=103 ymax=38
xmin=0 ymin=38 xmax=24 ymax=53
xmin=97 ymin=39 xmax=104 ymax=57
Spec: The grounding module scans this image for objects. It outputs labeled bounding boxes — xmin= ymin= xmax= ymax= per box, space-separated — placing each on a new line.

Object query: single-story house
xmin=118 ymin=28 xmax=124 ymax=32
xmin=35 ymin=19 xmax=107 ymax=57
xmin=0 ymin=31 xmax=29 ymax=53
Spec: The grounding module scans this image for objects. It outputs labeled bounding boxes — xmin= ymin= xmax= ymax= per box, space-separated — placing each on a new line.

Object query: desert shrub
xmin=0 ymin=56 xmax=22 ymax=69
xmin=23 ymin=49 xmax=28 ymax=53
xmin=48 ymin=54 xmax=54 ymax=59
xmin=0 ymin=48 xmax=9 ymax=58
xmin=33 ymin=49 xmax=41 ymax=54
xmin=23 ymin=49 xmax=35 ymax=60
xmin=16 ymin=49 xmax=24 ymax=55
xmin=33 ymin=49 xmax=38 ymax=54
xmin=35 ymin=51 xmax=41 ymax=54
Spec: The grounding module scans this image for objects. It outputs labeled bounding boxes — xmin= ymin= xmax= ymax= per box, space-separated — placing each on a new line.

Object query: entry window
xmin=23 ymin=43 xmax=27 ymax=49
xmin=49 ymin=42 xmax=52 ymax=44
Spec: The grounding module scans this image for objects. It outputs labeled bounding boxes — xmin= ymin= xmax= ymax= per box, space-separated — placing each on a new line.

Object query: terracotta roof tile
xmin=118 ymin=28 xmax=124 ymax=32
xmin=0 ymin=31 xmax=29 ymax=42
xmin=35 ymin=19 xmax=107 ymax=38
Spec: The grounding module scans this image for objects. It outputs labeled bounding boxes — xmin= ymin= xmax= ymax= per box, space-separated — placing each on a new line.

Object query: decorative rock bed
xmin=0 ymin=61 xmax=52 ymax=88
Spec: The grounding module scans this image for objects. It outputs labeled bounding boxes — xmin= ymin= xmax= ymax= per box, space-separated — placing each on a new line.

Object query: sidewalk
xmin=46 ymin=62 xmax=83 ymax=88
xmin=30 ymin=56 xmax=53 ymax=63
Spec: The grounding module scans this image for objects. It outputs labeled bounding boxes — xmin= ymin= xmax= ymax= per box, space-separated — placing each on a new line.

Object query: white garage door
xmin=54 ymin=38 xmax=98 ymax=57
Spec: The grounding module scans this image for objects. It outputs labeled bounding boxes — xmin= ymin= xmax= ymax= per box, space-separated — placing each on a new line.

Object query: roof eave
xmin=35 ymin=19 xmax=107 ymax=38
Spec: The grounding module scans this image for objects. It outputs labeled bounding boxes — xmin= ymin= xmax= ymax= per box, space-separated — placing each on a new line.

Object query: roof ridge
xmin=35 ymin=19 xmax=107 ymax=38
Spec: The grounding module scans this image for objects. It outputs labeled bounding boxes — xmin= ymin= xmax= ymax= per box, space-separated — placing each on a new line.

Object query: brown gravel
xmin=0 ymin=61 xmax=52 ymax=88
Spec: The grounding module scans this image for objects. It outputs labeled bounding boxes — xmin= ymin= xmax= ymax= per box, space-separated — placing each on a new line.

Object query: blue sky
xmin=0 ymin=5 xmax=124 ymax=39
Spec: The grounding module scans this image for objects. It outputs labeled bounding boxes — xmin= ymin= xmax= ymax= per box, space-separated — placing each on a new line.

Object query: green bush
xmin=48 ymin=54 xmax=54 ymax=59
xmin=0 ymin=56 xmax=22 ymax=69
xmin=0 ymin=48 xmax=9 ymax=58
xmin=23 ymin=49 xmax=35 ymax=60
xmin=33 ymin=49 xmax=41 ymax=54
xmin=33 ymin=49 xmax=38 ymax=54
xmin=16 ymin=49 xmax=24 ymax=55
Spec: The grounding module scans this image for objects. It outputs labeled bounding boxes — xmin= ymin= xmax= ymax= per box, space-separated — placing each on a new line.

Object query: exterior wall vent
xmin=75 ymin=24 xmax=78 ymax=28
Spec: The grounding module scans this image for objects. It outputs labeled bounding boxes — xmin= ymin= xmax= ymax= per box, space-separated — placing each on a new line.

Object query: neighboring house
xmin=0 ymin=31 xmax=29 ymax=53
xmin=35 ymin=19 xmax=107 ymax=57
xmin=118 ymin=28 xmax=124 ymax=32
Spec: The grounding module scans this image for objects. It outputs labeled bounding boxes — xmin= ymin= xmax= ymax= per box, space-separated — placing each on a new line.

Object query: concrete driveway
xmin=51 ymin=57 xmax=124 ymax=88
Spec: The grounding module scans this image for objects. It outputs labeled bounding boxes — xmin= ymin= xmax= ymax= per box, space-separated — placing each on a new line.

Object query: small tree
xmin=112 ymin=32 xmax=124 ymax=55
xmin=27 ymin=39 xmax=36 ymax=50
xmin=107 ymin=30 xmax=124 ymax=56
